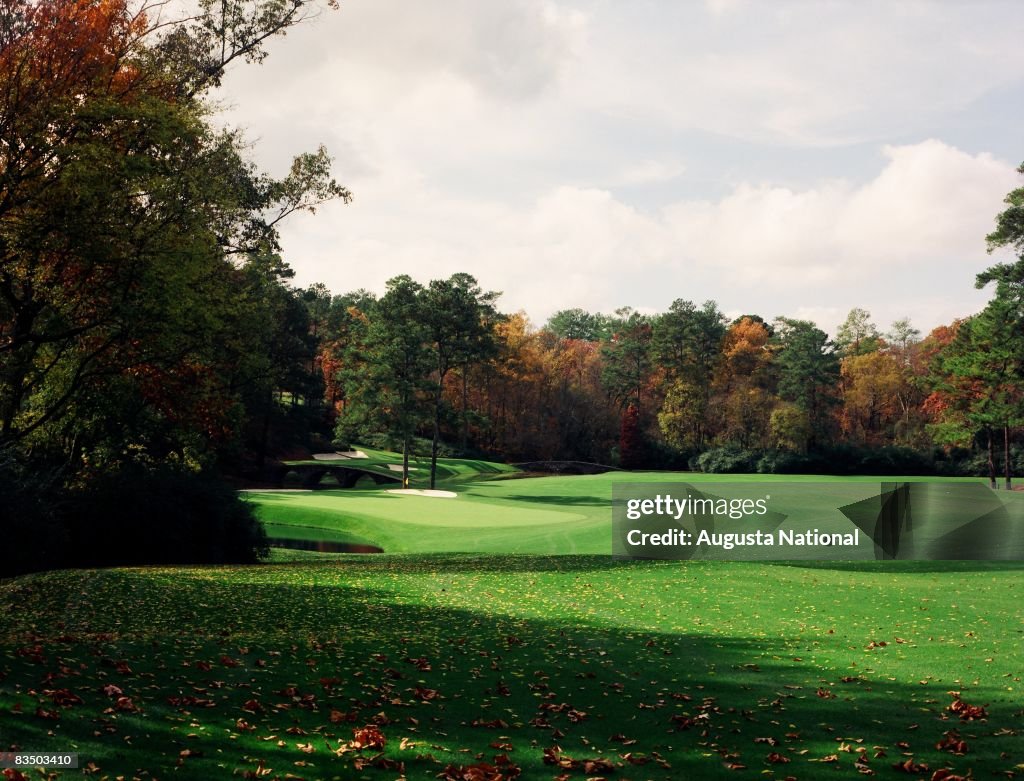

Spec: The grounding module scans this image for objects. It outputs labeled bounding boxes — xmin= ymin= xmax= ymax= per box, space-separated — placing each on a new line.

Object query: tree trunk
xmin=988 ymin=427 xmax=997 ymax=489
xmin=257 ymin=389 xmax=273 ymax=471
xmin=1005 ymin=423 xmax=1012 ymax=491
xmin=430 ymin=381 xmax=442 ymax=490
xmin=460 ymin=366 xmax=469 ymax=455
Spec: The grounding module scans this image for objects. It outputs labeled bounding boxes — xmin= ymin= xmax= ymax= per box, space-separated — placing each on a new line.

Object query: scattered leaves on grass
xmin=351 ymin=725 xmax=386 ymax=750
xmin=947 ymin=692 xmax=988 ymax=721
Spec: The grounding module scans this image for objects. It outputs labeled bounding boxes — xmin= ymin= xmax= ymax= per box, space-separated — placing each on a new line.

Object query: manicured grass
xmin=2 ymin=467 xmax=1023 ymax=779
xmin=249 ymin=471 xmax=1011 ymax=556
xmin=2 ymin=557 xmax=1023 ymax=779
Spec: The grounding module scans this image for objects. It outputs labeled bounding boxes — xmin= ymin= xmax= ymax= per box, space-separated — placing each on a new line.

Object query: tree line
xmin=314 ymin=252 xmax=1023 ymax=489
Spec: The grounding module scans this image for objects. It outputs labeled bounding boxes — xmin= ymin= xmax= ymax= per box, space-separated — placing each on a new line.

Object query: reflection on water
xmin=268 ymin=537 xmax=383 ymax=554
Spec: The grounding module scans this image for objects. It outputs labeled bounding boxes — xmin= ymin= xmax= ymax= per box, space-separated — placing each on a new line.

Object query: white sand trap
xmin=386 ymin=464 xmax=419 ymax=472
xmin=312 ymin=450 xmax=369 ymax=460
xmin=387 ymin=489 xmax=457 ymax=498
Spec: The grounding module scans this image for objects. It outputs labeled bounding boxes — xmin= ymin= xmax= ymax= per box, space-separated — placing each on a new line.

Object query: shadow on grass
xmin=247 ymin=490 xmax=404 ymax=504
xmin=3 ymin=569 xmax=1019 ymax=780
xmin=263 ymin=553 xmax=635 ymax=574
xmin=263 ymin=553 xmax=1024 ymax=576
xmin=771 ymin=559 xmax=1024 ymax=573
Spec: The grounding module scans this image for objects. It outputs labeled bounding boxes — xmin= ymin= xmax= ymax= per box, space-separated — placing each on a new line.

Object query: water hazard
xmin=267 ymin=538 xmax=383 ymax=554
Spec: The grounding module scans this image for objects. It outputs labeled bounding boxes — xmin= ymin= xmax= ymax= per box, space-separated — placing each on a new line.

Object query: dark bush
xmin=693 ymin=447 xmax=760 ymax=474
xmin=855 ymin=446 xmax=933 ymax=475
xmin=60 ymin=463 xmax=268 ymax=568
xmin=755 ymin=449 xmax=815 ymax=474
xmin=694 ymin=444 xmax=942 ymax=476
xmin=1 ymin=451 xmax=70 ymax=577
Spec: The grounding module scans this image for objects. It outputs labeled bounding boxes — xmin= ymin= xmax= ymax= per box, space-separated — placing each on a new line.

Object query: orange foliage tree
xmin=0 ymin=0 xmax=346 ymax=467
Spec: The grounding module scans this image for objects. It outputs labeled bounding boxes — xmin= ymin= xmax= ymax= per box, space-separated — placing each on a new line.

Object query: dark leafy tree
xmin=0 ymin=0 xmax=347 ymax=569
xmin=652 ymin=300 xmax=726 ymax=450
xmin=835 ymin=308 xmax=881 ymax=357
xmin=545 ymin=308 xmax=613 ymax=341
xmin=601 ymin=308 xmax=653 ymax=411
xmin=774 ymin=318 xmax=839 ymax=449
xmin=342 ymin=276 xmax=432 ymax=487
xmin=420 ymin=274 xmax=500 ymax=487
xmin=0 ymin=0 xmax=347 ymax=461
xmin=619 ymin=403 xmax=642 ymax=468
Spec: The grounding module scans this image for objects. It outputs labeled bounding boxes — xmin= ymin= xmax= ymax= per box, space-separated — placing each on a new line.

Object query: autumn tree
xmin=886 ymin=317 xmax=921 ymax=361
xmin=838 ymin=351 xmax=906 ymax=446
xmin=619 ymin=403 xmax=642 ymax=468
xmin=0 ymin=0 xmax=347 ymax=466
xmin=0 ymin=0 xmax=346 ymax=570
xmin=536 ymin=329 xmax=616 ymax=461
xmin=709 ymin=317 xmax=775 ymax=448
xmin=478 ymin=312 xmax=552 ymax=459
xmin=769 ymin=402 xmax=811 ymax=453
xmin=657 ymin=380 xmax=705 ymax=453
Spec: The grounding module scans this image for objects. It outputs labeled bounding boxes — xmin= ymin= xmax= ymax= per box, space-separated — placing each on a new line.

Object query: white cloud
xmin=276 ymin=140 xmax=1018 ymax=337
xmin=617 ymin=159 xmax=688 ymax=186
xmin=209 ymin=1 xmax=1024 ymax=339
xmin=572 ymin=2 xmax=1024 ymax=146
xmin=664 ymin=140 xmax=1017 ymax=283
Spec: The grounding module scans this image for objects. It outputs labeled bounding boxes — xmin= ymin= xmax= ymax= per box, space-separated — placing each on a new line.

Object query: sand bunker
xmin=312 ymin=450 xmax=369 ymax=460
xmin=386 ymin=489 xmax=458 ymax=498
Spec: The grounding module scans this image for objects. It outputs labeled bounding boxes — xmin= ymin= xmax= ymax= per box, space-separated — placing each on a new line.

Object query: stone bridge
xmin=278 ymin=463 xmax=403 ymax=489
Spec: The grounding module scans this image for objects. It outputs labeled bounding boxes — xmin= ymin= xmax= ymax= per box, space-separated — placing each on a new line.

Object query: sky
xmin=215 ymin=0 xmax=1024 ymax=338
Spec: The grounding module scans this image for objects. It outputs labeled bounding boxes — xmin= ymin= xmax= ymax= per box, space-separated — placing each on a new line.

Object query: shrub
xmin=695 ymin=444 xmax=941 ymax=476
xmin=1 ymin=450 xmax=71 ymax=576
xmin=61 ymin=463 xmax=268 ymax=568
xmin=755 ymin=449 xmax=814 ymax=474
xmin=694 ymin=447 xmax=760 ymax=474
xmin=855 ymin=446 xmax=933 ymax=476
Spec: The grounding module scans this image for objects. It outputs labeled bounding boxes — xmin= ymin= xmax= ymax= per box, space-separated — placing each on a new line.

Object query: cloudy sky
xmin=216 ymin=0 xmax=1024 ymax=338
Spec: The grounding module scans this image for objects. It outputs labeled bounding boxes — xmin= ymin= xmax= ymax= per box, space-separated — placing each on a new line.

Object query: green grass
xmin=249 ymin=471 xmax=1003 ymax=556
xmin=2 ymin=465 xmax=1023 ymax=779
xmin=2 ymin=558 xmax=1023 ymax=779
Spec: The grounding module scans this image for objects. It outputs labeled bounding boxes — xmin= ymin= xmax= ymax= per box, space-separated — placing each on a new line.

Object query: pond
xmin=267 ymin=537 xmax=383 ymax=554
